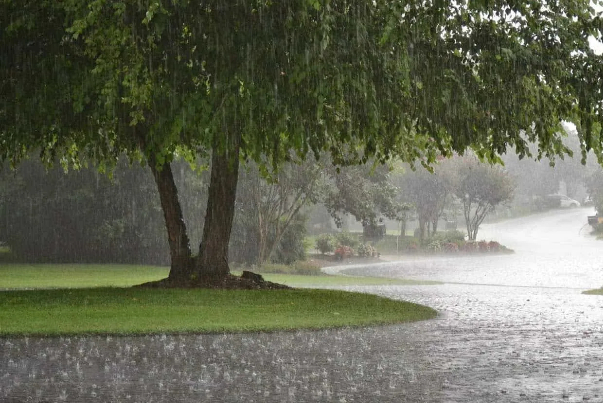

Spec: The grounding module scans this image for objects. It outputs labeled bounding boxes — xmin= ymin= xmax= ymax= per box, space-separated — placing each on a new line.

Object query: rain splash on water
xmin=3 ymin=207 xmax=603 ymax=402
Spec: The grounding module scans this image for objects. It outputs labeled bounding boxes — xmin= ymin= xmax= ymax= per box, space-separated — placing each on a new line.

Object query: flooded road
xmin=2 ymin=208 xmax=603 ymax=402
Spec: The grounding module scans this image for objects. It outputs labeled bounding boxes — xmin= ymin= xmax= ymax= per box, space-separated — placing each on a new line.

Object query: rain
xmin=3 ymin=207 xmax=603 ymax=402
xmin=3 ymin=1 xmax=603 ymax=402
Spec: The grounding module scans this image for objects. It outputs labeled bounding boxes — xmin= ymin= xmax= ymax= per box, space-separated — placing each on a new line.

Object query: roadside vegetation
xmin=312 ymin=231 xmax=513 ymax=260
xmin=583 ymin=288 xmax=603 ymax=296
xmin=372 ymin=233 xmax=513 ymax=255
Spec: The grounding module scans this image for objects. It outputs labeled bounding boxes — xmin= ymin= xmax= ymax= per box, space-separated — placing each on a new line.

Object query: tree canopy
xmin=3 ymin=0 xmax=603 ymax=286
xmin=5 ymin=1 xmax=602 ymax=162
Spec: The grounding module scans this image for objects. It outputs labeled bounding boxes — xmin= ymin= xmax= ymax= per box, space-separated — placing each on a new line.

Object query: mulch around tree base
xmin=136 ymin=271 xmax=291 ymax=290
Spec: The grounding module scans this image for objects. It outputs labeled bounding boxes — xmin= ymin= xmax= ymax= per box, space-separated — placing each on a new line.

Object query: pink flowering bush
xmin=477 ymin=240 xmax=489 ymax=252
xmin=443 ymin=242 xmax=459 ymax=253
xmin=334 ymin=245 xmax=354 ymax=260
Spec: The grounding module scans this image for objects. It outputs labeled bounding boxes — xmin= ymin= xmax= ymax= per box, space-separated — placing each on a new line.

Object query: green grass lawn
xmin=0 ymin=264 xmax=168 ymax=289
xmin=583 ymin=288 xmax=603 ymax=295
xmin=0 ymin=263 xmax=438 ymax=336
xmin=0 ymin=263 xmax=436 ymax=289
xmin=0 ymin=287 xmax=436 ymax=336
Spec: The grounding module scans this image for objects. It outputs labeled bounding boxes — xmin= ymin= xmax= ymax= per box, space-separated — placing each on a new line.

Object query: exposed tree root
xmin=136 ymin=271 xmax=291 ymax=290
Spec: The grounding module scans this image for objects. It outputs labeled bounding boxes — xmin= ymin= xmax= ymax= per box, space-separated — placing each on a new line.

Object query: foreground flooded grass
xmin=0 ymin=288 xmax=435 ymax=336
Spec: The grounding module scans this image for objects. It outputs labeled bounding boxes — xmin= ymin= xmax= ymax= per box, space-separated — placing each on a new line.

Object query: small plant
xmin=315 ymin=234 xmax=335 ymax=255
xmin=477 ymin=240 xmax=489 ymax=252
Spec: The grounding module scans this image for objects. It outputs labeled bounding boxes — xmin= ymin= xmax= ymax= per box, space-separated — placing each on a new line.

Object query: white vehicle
xmin=546 ymin=194 xmax=581 ymax=208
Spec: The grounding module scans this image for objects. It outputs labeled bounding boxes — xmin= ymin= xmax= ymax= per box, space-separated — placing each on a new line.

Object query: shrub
xmin=334 ymin=245 xmax=354 ymax=260
xmin=442 ymin=242 xmax=459 ymax=253
xmin=315 ymin=234 xmax=335 ymax=255
xmin=405 ymin=239 xmax=420 ymax=253
xmin=334 ymin=232 xmax=359 ymax=248
xmin=272 ymin=215 xmax=308 ymax=264
xmin=462 ymin=241 xmax=478 ymax=253
xmin=488 ymin=241 xmax=501 ymax=252
xmin=477 ymin=240 xmax=489 ymax=252
xmin=430 ymin=230 xmax=466 ymax=243
xmin=427 ymin=239 xmax=442 ymax=252
xmin=357 ymin=243 xmax=377 ymax=257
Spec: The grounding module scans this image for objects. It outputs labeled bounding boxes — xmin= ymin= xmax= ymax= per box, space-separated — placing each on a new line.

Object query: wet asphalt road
xmin=2 ymin=208 xmax=603 ymax=402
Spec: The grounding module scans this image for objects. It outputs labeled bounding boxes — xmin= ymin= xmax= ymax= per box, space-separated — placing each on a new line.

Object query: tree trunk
xmin=418 ymin=217 xmax=426 ymax=241
xmin=196 ymin=135 xmax=241 ymax=279
xmin=257 ymin=216 xmax=269 ymax=266
xmin=463 ymin=201 xmax=474 ymax=241
xmin=255 ymin=180 xmax=269 ymax=266
xmin=148 ymin=158 xmax=193 ymax=281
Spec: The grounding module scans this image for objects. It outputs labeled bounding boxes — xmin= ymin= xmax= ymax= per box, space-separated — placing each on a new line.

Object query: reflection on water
xmin=3 ymin=208 xmax=603 ymax=402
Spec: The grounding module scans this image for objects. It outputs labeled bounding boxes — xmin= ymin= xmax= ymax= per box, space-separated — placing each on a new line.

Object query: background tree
xmin=231 ymin=159 xmax=321 ymax=266
xmin=323 ymin=162 xmax=402 ymax=229
xmin=396 ymin=164 xmax=452 ymax=241
xmin=0 ymin=156 xmax=215 ymax=264
xmin=453 ymin=156 xmax=515 ymax=241
xmin=503 ymin=157 xmax=563 ymax=207
xmin=501 ymin=125 xmax=599 ymax=212
xmin=0 ymin=158 xmax=167 ymax=263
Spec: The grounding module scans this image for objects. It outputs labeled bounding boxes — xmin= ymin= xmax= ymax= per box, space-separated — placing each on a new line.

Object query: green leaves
xmin=3 ymin=0 xmax=603 ymax=171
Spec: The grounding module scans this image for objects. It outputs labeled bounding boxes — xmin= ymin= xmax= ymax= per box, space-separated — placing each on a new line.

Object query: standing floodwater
xmin=2 ymin=208 xmax=603 ymax=402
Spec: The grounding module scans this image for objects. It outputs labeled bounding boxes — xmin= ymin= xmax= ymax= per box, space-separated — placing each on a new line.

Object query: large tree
xmin=3 ymin=1 xmax=603 ymax=287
